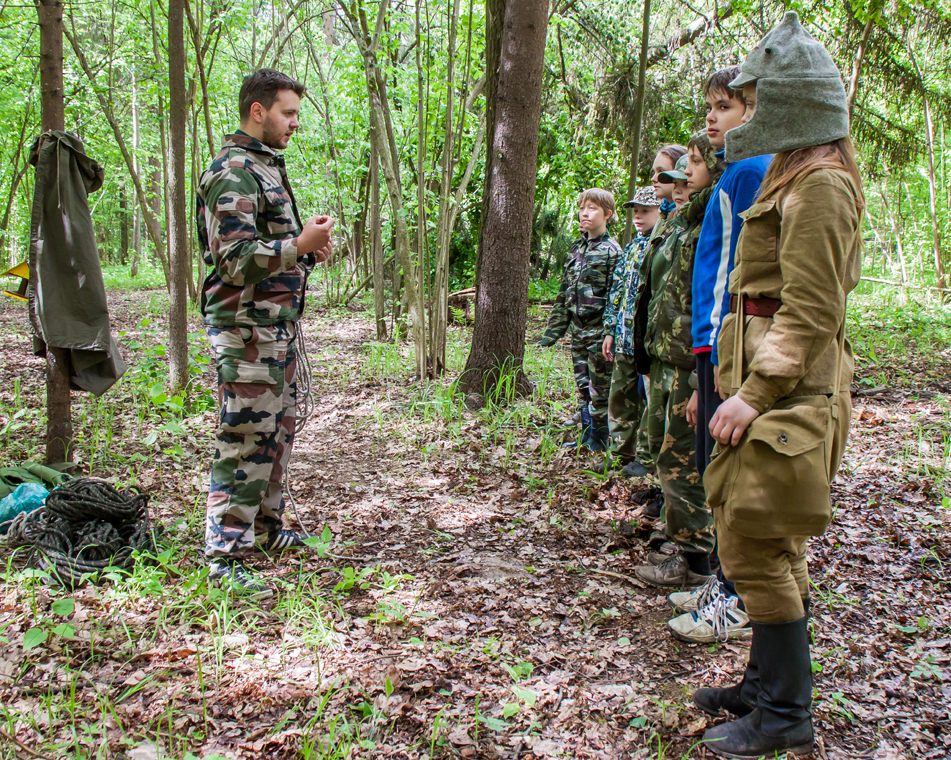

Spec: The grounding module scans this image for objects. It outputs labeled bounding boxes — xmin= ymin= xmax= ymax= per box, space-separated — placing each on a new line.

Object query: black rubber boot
xmin=563 ymin=408 xmax=593 ymax=449
xmin=583 ymin=418 xmax=610 ymax=452
xmin=694 ymin=597 xmax=809 ymax=718
xmin=702 ymin=615 xmax=814 ymax=759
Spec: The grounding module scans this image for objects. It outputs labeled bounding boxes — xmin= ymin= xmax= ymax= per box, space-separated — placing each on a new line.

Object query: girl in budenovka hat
xmin=695 ymin=12 xmax=864 ymax=758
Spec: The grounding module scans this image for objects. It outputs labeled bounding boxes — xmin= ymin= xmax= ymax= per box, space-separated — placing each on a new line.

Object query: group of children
xmin=542 ymin=64 xmax=769 ymax=645
xmin=539 ymin=13 xmax=864 ymax=758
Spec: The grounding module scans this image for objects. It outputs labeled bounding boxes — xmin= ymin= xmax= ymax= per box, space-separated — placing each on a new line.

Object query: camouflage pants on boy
xmin=608 ymin=352 xmax=652 ymax=465
xmin=571 ymin=338 xmax=612 ymax=427
xmin=204 ymin=323 xmax=297 ymax=560
xmin=646 ymin=361 xmax=714 ymax=554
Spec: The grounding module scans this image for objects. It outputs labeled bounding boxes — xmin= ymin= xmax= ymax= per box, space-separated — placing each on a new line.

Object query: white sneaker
xmin=667 ymin=575 xmax=721 ymax=614
xmin=667 ymin=593 xmax=751 ymax=644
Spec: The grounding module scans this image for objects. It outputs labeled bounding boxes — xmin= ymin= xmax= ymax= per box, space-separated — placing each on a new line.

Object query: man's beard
xmin=261 ymin=116 xmax=291 ymax=150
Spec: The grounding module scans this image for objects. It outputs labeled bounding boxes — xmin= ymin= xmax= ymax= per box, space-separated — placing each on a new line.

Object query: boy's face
xmin=672 ymin=180 xmax=690 ymax=209
xmin=704 ymin=87 xmax=746 ymax=150
xmin=579 ymin=200 xmax=609 ymax=237
xmin=651 ymin=153 xmax=675 ymax=200
xmin=741 ymin=83 xmax=757 ymax=124
xmin=685 ymin=145 xmax=712 ymax=193
xmin=631 ymin=204 xmax=660 ymax=236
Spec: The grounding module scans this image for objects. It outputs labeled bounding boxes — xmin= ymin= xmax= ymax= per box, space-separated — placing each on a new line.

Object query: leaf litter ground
xmin=0 ymin=287 xmax=949 ymax=760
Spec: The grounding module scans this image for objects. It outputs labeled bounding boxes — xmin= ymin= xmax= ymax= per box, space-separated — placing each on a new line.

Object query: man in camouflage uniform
xmin=538 ymin=189 xmax=621 ymax=451
xmin=197 ymin=69 xmax=334 ymax=598
xmin=602 ymin=186 xmax=661 ymax=476
xmin=632 ymin=133 xmax=724 ymax=589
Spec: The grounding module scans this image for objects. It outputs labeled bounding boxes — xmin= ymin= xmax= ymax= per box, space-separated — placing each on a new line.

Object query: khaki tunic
xmin=712 ymin=166 xmax=863 ymax=623
xmin=717 ymin=168 xmax=863 ymax=412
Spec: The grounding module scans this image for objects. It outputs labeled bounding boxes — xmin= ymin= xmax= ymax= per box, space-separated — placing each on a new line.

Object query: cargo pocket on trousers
xmin=723 ymin=401 xmax=833 ymax=538
xmin=217 ymin=360 xmax=281 ymax=436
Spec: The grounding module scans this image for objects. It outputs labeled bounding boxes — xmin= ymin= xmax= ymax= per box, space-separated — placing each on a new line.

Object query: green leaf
xmin=477 ymin=716 xmax=509 ymax=732
xmin=321 ymin=524 xmax=333 ymax=542
xmin=51 ymin=599 xmax=75 ymax=617
xmin=385 ymin=676 xmax=394 ymax=696
xmin=512 ymin=686 xmax=537 ymax=707
xmin=502 ymin=702 xmax=520 ymax=719
xmin=618 ymin=636 xmax=631 ymax=646
xmin=22 ymin=627 xmax=48 ymax=650
xmin=52 ymin=624 xmax=76 ymax=640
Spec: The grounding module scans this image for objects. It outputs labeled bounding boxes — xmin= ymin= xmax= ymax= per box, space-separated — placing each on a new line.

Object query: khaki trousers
xmin=715 ymin=508 xmax=810 ymax=623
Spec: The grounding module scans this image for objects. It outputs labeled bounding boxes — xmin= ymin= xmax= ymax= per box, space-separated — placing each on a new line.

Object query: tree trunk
xmin=846 ymin=7 xmax=876 ymax=119
xmin=119 ymin=186 xmax=129 ymax=264
xmin=37 ymin=0 xmax=72 ymax=464
xmin=460 ymin=0 xmax=548 ymax=400
xmin=370 ymin=142 xmax=386 ymax=340
xmin=622 ymin=0 xmax=651 ymax=248
xmin=908 ymin=47 xmax=946 ymax=289
xmin=167 ymin=0 xmax=190 ymax=394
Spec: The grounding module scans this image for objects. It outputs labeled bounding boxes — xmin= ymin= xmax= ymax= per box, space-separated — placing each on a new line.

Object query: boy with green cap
xmin=694 ymin=13 xmax=863 ymax=759
xmin=631 ymin=130 xmax=724 ymax=590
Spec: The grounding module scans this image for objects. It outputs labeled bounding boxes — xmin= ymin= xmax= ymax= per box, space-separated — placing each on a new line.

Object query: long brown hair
xmin=758 ymin=137 xmax=865 ymax=210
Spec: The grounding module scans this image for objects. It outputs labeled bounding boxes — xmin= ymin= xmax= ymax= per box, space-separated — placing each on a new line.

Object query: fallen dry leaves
xmin=0 ymin=290 xmax=949 ymax=759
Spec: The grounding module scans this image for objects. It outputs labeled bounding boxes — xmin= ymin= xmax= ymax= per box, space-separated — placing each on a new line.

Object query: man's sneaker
xmin=634 ymin=554 xmax=712 ymax=588
xmin=209 ymin=560 xmax=274 ymax=600
xmin=668 ymin=575 xmax=722 ymax=614
xmin=667 ymin=593 xmax=751 ymax=644
xmin=620 ymin=460 xmax=655 ymax=478
xmin=255 ymin=529 xmax=307 ymax=555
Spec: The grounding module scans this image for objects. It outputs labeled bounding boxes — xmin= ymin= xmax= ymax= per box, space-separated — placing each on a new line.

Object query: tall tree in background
xmin=460 ymin=0 xmax=549 ymax=400
xmin=167 ymin=0 xmax=189 ymax=393
xmin=36 ymin=0 xmax=71 ymax=464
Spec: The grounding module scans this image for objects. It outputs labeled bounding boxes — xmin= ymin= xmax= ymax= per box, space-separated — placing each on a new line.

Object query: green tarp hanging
xmin=28 ymin=131 xmax=126 ymax=397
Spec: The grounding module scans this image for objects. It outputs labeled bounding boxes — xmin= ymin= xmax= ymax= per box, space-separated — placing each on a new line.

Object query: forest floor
xmin=1 ymin=282 xmax=950 ymax=760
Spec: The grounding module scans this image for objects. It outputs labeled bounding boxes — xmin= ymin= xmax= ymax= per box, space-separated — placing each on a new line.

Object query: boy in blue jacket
xmin=668 ymin=67 xmax=772 ymax=643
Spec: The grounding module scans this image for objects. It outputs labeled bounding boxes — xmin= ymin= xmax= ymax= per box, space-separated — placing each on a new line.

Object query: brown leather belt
xmin=729 ymin=295 xmax=782 ymax=317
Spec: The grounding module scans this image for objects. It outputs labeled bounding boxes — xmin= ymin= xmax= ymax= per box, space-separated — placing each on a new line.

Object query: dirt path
xmin=1 ymin=291 xmax=949 ymax=759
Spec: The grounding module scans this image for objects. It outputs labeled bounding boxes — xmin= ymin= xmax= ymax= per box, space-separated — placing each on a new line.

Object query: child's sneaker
xmin=668 ymin=575 xmax=722 ymax=614
xmin=255 ymin=529 xmax=307 ymax=555
xmin=634 ymin=554 xmax=711 ymax=588
xmin=208 ymin=560 xmax=274 ymax=600
xmin=667 ymin=593 xmax=751 ymax=643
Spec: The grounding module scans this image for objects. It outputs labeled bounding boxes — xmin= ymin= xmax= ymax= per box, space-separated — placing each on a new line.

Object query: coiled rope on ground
xmin=3 ymin=478 xmax=161 ymax=588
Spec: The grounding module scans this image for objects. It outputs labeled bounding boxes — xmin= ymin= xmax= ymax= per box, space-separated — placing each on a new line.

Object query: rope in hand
xmin=3 ymin=478 xmax=161 ymax=589
xmin=285 ymin=323 xmax=315 ymax=537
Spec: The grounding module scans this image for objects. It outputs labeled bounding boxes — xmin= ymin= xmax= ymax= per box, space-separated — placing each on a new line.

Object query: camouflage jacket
xmin=641 ymin=188 xmax=715 ymax=370
xmin=603 ymin=233 xmax=650 ymax=356
xmin=540 ymin=231 xmax=621 ymax=348
xmin=197 ymin=131 xmax=310 ymax=327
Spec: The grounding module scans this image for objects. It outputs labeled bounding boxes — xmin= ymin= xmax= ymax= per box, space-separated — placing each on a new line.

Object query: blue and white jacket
xmin=690 ymin=153 xmax=772 ymax=364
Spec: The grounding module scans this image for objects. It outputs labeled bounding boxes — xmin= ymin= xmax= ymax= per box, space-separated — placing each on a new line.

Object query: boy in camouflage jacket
xmin=538 ymin=189 xmax=622 ymax=451
xmin=632 ymin=130 xmax=725 ymax=591
xmin=197 ymin=70 xmax=334 ymax=598
xmin=602 ymin=186 xmax=661 ymax=474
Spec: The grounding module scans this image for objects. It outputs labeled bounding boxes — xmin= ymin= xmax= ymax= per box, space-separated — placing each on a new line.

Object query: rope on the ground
xmin=3 ymin=478 xmax=161 ymax=588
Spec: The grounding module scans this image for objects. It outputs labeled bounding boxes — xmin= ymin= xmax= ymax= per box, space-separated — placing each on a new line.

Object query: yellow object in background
xmin=1 ymin=261 xmax=28 ymax=301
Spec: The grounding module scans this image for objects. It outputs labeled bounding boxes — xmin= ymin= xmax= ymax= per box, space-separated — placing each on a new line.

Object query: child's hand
xmin=709 ymin=396 xmax=760 ymax=446
xmin=686 ymin=390 xmax=698 ymax=427
xmin=602 ymin=335 xmax=614 ymax=362
xmin=713 ymin=365 xmax=721 ymax=396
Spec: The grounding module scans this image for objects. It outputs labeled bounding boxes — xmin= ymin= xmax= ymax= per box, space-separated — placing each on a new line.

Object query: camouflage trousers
xmin=570 ymin=338 xmax=612 ymax=427
xmin=204 ymin=323 xmax=297 ymax=560
xmin=608 ymin=352 xmax=651 ymax=464
xmin=646 ymin=361 xmax=714 ymax=554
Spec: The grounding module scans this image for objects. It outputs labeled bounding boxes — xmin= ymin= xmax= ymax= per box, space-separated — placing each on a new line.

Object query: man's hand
xmin=602 ymin=335 xmax=615 ymax=362
xmin=298 ymin=215 xmax=335 ymax=262
xmin=709 ymin=395 xmax=760 ymax=446
xmin=686 ymin=390 xmax=698 ymax=427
